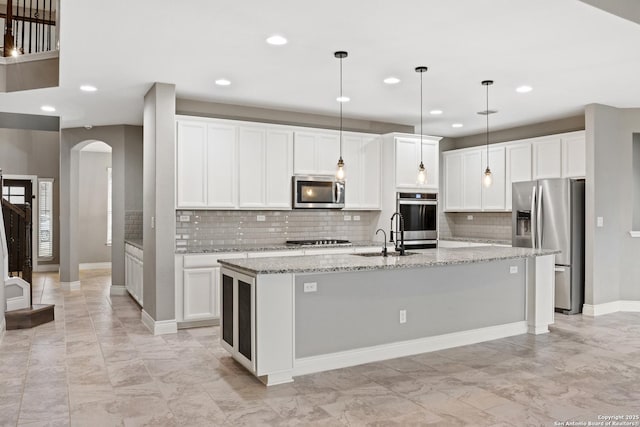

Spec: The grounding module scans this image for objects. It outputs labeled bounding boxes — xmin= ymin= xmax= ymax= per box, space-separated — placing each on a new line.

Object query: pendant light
xmin=335 ymin=51 xmax=348 ymax=181
xmin=480 ymin=80 xmax=495 ymax=188
xmin=416 ymin=66 xmax=428 ymax=185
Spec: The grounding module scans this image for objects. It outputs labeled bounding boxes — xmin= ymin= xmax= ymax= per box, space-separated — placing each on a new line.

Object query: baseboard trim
xmin=34 ymin=264 xmax=59 ymax=273
xmin=0 ymin=316 xmax=5 ymax=344
xmin=61 ymin=281 xmax=81 ymax=291
xmin=141 ymin=310 xmax=177 ymax=335
xmin=294 ymin=321 xmax=527 ymax=377
xmin=583 ymin=300 xmax=640 ymax=317
xmin=177 ymin=318 xmax=219 ymax=329
xmin=80 ymin=262 xmax=112 ymax=270
xmin=109 ymin=285 xmax=128 ymax=296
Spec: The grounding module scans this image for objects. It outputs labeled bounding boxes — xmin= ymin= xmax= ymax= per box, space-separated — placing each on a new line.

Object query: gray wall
xmin=578 ymin=0 xmax=640 ymax=26
xmin=295 ymin=259 xmax=525 ymax=358
xmin=633 ymin=134 xmax=640 ymax=231
xmin=176 ymin=98 xmax=413 ymax=134
xmin=585 ymin=104 xmax=640 ymax=303
xmin=143 ymin=83 xmax=176 ymax=322
xmin=60 ymin=125 xmax=142 ymax=286
xmin=0 ymin=127 xmax=60 ymax=265
xmin=78 ymin=151 xmax=111 ymax=264
xmin=124 ymin=126 xmax=143 ymax=212
xmin=0 ymin=56 xmax=59 ymax=93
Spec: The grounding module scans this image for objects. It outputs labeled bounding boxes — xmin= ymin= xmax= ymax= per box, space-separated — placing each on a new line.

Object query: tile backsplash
xmin=175 ymin=210 xmax=380 ymax=251
xmin=439 ymin=212 xmax=512 ymax=241
xmin=125 ymin=211 xmax=143 ymax=240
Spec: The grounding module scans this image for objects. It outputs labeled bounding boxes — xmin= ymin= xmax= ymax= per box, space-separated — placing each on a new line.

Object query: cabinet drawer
xmin=183 ymin=252 xmax=246 ymax=268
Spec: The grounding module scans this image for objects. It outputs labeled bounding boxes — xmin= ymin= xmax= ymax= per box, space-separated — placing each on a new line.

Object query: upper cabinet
xmin=238 ymin=127 xmax=293 ymax=209
xmin=176 ymin=119 xmax=237 ymax=209
xmin=395 ymin=136 xmax=439 ymax=190
xmin=343 ymin=135 xmax=381 ymax=209
xmin=293 ymin=131 xmax=340 ymax=175
xmin=442 ymin=130 xmax=585 ymax=212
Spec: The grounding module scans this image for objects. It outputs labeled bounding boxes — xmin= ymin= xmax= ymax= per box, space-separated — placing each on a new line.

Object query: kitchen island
xmin=219 ymin=246 xmax=558 ymax=385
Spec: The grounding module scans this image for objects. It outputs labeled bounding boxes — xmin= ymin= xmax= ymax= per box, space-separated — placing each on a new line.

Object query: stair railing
xmin=2 ymin=0 xmax=57 ymax=57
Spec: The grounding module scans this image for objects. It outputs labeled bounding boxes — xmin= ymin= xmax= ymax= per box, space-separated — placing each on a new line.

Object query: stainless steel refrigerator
xmin=512 ymin=178 xmax=585 ymax=314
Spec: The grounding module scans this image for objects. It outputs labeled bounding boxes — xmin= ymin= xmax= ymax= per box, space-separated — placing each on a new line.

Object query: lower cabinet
xmin=183 ymin=268 xmax=218 ymax=320
xmin=124 ymin=244 xmax=143 ymax=306
xmin=221 ymin=269 xmax=256 ymax=373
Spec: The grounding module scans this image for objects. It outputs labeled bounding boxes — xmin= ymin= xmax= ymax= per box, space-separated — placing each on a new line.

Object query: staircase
xmin=1 ymin=172 xmax=54 ymax=329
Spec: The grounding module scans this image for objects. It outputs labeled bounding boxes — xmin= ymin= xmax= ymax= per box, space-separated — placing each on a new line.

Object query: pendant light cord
xmin=339 ymin=55 xmax=343 ymax=159
xmin=486 ymin=82 xmax=489 ymax=167
xmin=420 ymin=69 xmax=423 ymax=163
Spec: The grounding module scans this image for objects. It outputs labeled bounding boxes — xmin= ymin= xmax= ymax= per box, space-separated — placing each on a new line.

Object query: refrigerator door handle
xmin=530 ymin=185 xmax=537 ymax=249
xmin=537 ymin=185 xmax=543 ymax=248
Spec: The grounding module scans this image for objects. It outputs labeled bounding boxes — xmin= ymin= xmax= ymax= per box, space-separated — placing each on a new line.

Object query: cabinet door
xmin=481 ymin=146 xmax=506 ymax=210
xmin=238 ymin=128 xmax=266 ymax=208
xmin=293 ymin=132 xmax=316 ymax=175
xmin=183 ymin=268 xmax=218 ymax=321
xmin=207 ymin=124 xmax=238 ymax=208
xmin=422 ymin=140 xmax=439 ymax=189
xmin=444 ymin=152 xmax=463 ymax=211
xmin=265 ymin=130 xmax=294 ymax=208
xmin=343 ymin=136 xmax=364 ymax=208
xmin=316 ymin=134 xmax=341 ymax=175
xmin=362 ymin=137 xmax=381 ymax=208
xmin=395 ymin=137 xmax=419 ymax=188
xmin=293 ymin=131 xmax=339 ymax=175
xmin=532 ymin=137 xmax=562 ymax=179
xmin=463 ymin=150 xmax=482 ymax=210
xmin=176 ymin=121 xmax=208 ymax=208
xmin=562 ymin=133 xmax=586 ymax=178
xmin=221 ymin=273 xmax=234 ymax=347
xmin=505 ymin=143 xmax=532 ymax=210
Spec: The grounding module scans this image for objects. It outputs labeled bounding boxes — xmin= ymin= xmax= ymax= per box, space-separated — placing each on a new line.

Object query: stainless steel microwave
xmin=292 ymin=175 xmax=345 ymax=209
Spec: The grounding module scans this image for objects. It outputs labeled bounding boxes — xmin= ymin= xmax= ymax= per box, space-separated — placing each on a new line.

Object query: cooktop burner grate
xmin=286 ymin=239 xmax=352 ymax=246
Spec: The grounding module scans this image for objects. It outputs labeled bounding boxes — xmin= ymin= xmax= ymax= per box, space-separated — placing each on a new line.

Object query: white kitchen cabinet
xmin=561 ymin=132 xmax=586 ymax=178
xmin=395 ymin=136 xmax=439 ymax=190
xmin=344 ymin=135 xmax=381 ymax=209
xmin=444 ymin=151 xmax=463 ymax=211
xmin=481 ymin=146 xmax=506 ymax=210
xmin=532 ymin=137 xmax=562 ymax=180
xmin=238 ymin=127 xmax=293 ymax=209
xmin=183 ymin=268 xmax=218 ymax=320
xmin=125 ymin=243 xmax=143 ymax=306
xmin=505 ymin=142 xmax=532 ymax=210
xmin=293 ymin=131 xmax=340 ymax=175
xmin=462 ymin=150 xmax=482 ymax=210
xmin=176 ymin=118 xmax=238 ymax=209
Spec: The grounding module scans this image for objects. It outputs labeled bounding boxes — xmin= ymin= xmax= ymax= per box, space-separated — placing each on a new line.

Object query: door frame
xmin=3 ymin=174 xmax=39 ymax=273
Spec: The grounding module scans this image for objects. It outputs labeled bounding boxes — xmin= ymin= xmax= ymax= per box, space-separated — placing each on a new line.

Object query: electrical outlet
xmin=344 ymin=215 xmax=352 ymax=221
xmin=354 ymin=215 xmax=360 ymax=221
xmin=303 ymin=282 xmax=317 ymax=293
xmin=597 ymin=216 xmax=604 ymax=227
xmin=510 ymin=266 xmax=518 ymax=274
xmin=399 ymin=309 xmax=407 ymax=324
xmin=179 ymin=215 xmax=190 ymax=222
xmin=467 ymin=215 xmax=474 ymax=221
xmin=256 ymin=215 xmax=266 ymax=222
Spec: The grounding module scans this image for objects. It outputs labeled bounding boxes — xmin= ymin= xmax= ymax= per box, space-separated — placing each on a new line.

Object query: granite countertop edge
xmin=218 ymin=247 xmax=560 ymax=275
xmin=175 ymin=241 xmax=380 ymax=254
xmin=439 ymin=237 xmax=512 ymax=245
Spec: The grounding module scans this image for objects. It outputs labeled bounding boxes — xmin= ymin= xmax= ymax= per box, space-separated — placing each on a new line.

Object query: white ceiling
xmin=1 ymin=0 xmax=640 ymax=137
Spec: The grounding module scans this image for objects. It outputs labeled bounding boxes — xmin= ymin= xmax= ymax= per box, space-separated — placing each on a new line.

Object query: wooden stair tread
xmin=5 ymin=304 xmax=55 ymax=330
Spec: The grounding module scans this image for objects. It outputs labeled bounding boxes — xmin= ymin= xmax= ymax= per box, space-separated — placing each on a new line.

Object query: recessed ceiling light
xmin=41 ymin=105 xmax=56 ymax=112
xmin=336 ymin=96 xmax=350 ymax=103
xmin=452 ymin=123 xmax=463 ymax=128
xmin=430 ymin=110 xmax=443 ymax=115
xmin=215 ymin=79 xmax=231 ymax=86
xmin=266 ymin=35 xmax=288 ymax=45
xmin=383 ymin=77 xmax=400 ymax=85
xmin=80 ymin=84 xmax=97 ymax=92
xmin=516 ymin=85 xmax=533 ymax=93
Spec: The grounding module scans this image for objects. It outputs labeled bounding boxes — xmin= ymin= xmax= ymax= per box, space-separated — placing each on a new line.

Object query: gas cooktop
xmin=286 ymin=239 xmax=352 ymax=247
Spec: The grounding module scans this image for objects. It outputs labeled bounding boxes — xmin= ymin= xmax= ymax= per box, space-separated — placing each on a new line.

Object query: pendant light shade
xmin=335 ymin=51 xmax=348 ymax=181
xmin=416 ymin=66 xmax=428 ymax=185
xmin=480 ymin=80 xmax=495 ymax=188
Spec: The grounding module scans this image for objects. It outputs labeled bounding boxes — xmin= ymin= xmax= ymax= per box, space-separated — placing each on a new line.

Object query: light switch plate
xmin=303 ymin=282 xmax=317 ymax=293
xmin=344 ymin=215 xmax=352 ymax=221
xmin=597 ymin=216 xmax=604 ymax=227
xmin=467 ymin=215 xmax=473 ymax=221
xmin=256 ymin=215 xmax=266 ymax=222
xmin=179 ymin=215 xmax=190 ymax=222
xmin=354 ymin=215 xmax=361 ymax=221
xmin=510 ymin=266 xmax=518 ymax=274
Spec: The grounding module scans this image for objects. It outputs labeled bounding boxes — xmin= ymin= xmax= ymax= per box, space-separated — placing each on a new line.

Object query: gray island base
xmin=219 ymin=246 xmax=558 ymax=386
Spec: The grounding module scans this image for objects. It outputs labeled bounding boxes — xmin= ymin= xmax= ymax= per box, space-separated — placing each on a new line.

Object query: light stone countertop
xmin=176 ymin=240 xmax=381 ymax=254
xmin=125 ymin=239 xmax=143 ymax=250
xmin=440 ymin=237 xmax=512 ymax=245
xmin=218 ymin=246 xmax=559 ymax=275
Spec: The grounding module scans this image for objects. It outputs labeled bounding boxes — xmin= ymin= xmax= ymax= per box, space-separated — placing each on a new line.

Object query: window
xmin=2 ymin=185 xmax=26 ymax=205
xmin=38 ymin=179 xmax=54 ymax=259
xmin=107 ymin=167 xmax=112 ymax=246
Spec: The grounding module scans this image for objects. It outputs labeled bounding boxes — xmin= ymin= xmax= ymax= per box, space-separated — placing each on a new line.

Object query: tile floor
xmin=1 ymin=270 xmax=639 ymax=426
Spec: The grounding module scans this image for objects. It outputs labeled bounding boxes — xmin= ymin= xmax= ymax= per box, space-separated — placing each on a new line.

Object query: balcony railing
xmin=1 ymin=0 xmax=57 ymax=57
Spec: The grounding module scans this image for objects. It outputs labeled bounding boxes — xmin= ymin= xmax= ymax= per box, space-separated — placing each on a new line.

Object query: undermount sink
xmin=355 ymin=251 xmax=418 ymax=257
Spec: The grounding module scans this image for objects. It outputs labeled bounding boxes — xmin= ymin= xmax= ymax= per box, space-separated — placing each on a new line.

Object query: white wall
xmin=78 ymin=150 xmax=111 ymax=264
